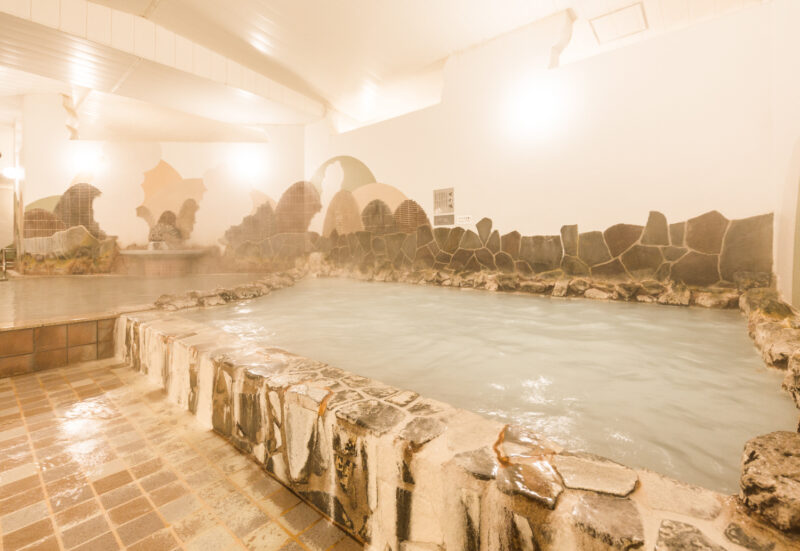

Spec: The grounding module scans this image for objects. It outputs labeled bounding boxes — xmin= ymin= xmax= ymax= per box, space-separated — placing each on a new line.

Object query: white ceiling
xmin=0 ymin=64 xmax=273 ymax=141
xmin=0 ymin=0 xmax=765 ymax=136
xmin=91 ymin=0 xmax=763 ymax=122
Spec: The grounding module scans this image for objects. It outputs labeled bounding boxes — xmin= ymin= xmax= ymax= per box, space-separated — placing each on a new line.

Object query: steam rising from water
xmin=184 ymin=277 xmax=796 ymax=493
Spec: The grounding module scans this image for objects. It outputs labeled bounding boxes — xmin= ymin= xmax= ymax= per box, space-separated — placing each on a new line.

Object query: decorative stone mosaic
xmin=115 ymin=269 xmax=800 ymax=550
xmin=20 ymin=183 xmax=118 ymax=275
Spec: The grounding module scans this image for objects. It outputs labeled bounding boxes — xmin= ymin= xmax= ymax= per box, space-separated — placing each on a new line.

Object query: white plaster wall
xmin=0 ymin=124 xmax=15 ymax=248
xmin=21 ymin=94 xmax=305 ymax=247
xmin=770 ymin=0 xmax=800 ymax=303
xmin=305 ymin=3 xmax=790 ymax=287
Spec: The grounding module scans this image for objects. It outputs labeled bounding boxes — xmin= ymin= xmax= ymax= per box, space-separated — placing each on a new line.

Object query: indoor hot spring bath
xmin=181 ymin=277 xmax=797 ymax=494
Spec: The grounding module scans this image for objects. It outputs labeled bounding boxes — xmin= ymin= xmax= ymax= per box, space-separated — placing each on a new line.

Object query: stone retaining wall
xmin=117 ymin=271 xmax=799 ymax=550
xmin=226 ymin=210 xmax=775 ymax=294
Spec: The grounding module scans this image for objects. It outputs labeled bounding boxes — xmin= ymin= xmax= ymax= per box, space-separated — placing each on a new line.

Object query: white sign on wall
xmin=434 ymin=187 xmax=454 ymax=226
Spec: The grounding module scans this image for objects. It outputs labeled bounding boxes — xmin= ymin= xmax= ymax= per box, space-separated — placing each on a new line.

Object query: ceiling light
xmin=1 ymin=166 xmax=24 ymax=180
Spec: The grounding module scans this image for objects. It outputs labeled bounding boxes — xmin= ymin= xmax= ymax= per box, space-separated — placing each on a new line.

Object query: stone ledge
xmin=116 ymin=273 xmax=799 ymax=550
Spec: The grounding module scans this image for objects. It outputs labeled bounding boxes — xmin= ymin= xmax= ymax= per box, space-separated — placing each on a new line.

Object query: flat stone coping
xmin=119 ymin=249 xmax=210 ymax=257
xmin=113 ymin=269 xmax=799 ymax=549
xmin=119 ymin=305 xmax=797 ymax=550
xmin=0 ymin=303 xmax=153 ymax=331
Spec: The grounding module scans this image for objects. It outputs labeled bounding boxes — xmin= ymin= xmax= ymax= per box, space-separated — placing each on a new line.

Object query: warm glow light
xmin=228 ymin=144 xmax=268 ymax=183
xmin=1 ymin=166 xmax=24 ymax=180
xmin=504 ymin=73 xmax=567 ymax=142
xmin=249 ymin=33 xmax=274 ymax=55
xmin=70 ymin=143 xmax=105 ymax=175
xmin=355 ymin=80 xmax=378 ymax=122
xmin=68 ymin=50 xmax=97 ymax=88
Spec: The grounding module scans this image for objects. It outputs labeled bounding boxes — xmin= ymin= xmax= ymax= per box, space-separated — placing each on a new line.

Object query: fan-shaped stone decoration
xmin=322 ymin=189 xmax=362 ymax=237
xmin=275 ymin=181 xmax=322 ymax=234
xmin=53 ymin=183 xmax=106 ymax=238
xmin=361 ymin=199 xmax=396 ymax=234
xmin=136 ymin=161 xmax=206 ymax=246
xmin=394 ymin=199 xmax=430 ymax=234
xmin=223 ymin=202 xmax=277 ymax=248
xmin=23 ymin=208 xmax=66 ymax=238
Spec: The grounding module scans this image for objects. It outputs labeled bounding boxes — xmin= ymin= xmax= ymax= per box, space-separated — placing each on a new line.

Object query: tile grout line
xmin=33 ymin=366 xmax=128 ymax=551
xmin=7 ymin=373 xmax=68 ymax=551
xmin=98 ymin=371 xmax=259 ymax=550
xmin=7 ymin=359 xmax=358 ymax=551
xmin=128 ymin=379 xmax=317 ymax=551
xmin=119 ymin=386 xmax=291 ymax=551
xmin=130 ymin=360 xmax=359 ymax=551
xmin=79 ymin=365 xmax=187 ymax=550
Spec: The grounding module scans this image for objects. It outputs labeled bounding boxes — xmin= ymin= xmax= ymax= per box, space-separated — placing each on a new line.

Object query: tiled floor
xmin=0 ymin=359 xmax=363 ymax=551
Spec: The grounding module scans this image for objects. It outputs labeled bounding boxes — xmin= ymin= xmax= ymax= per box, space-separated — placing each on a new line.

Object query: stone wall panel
xmin=685 ymin=211 xmax=729 ymax=254
xmin=578 ymin=232 xmax=612 ymax=267
xmin=604 ymin=224 xmax=643 ymax=257
xmin=720 ymin=213 xmax=773 ymax=282
xmin=621 ymin=245 xmax=663 ymax=279
xmin=671 ymin=252 xmax=720 ymax=287
xmin=520 ymin=236 xmax=563 ymax=273
xmin=641 ymin=211 xmax=670 ymax=246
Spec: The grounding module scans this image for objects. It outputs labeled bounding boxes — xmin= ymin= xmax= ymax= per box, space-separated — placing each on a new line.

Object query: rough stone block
xmin=604 ymin=224 xmax=643 ymax=257
xmin=571 ymin=493 xmax=644 ymax=550
xmin=476 ymin=218 xmax=492 ymax=245
xmin=641 ymin=211 xmax=670 ymax=246
xmin=520 ymin=235 xmax=563 ymax=273
xmin=620 ymin=245 xmax=663 ymax=279
xmin=591 ymin=259 xmax=629 ymax=280
xmin=720 ymin=213 xmax=773 ymax=282
xmin=740 ymin=431 xmax=800 ymax=534
xmin=459 ymin=230 xmax=482 ymax=250
xmin=671 ymin=252 xmax=720 ymax=286
xmin=655 ymin=520 xmax=725 ymax=551
xmin=501 ymin=231 xmax=521 ymax=259
xmin=686 ymin=210 xmax=729 ymax=254
xmin=578 ymin=231 xmax=612 ymax=267
xmin=561 ymin=224 xmax=578 ymax=256
xmin=553 ymin=453 xmax=637 ymax=496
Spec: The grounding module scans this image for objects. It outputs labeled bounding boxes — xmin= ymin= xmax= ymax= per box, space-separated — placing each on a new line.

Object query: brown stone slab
xmin=0 ymin=329 xmax=34 ymax=356
xmin=34 ymin=349 xmax=68 ymax=370
xmin=0 ymin=354 xmax=35 ymax=378
xmin=97 ymin=341 xmax=114 ymax=360
xmin=33 ymin=325 xmax=66 ymax=351
xmin=97 ymin=319 xmax=115 ymax=343
xmin=68 ymin=344 xmax=97 ymax=364
xmin=67 ymin=321 xmax=97 ymax=347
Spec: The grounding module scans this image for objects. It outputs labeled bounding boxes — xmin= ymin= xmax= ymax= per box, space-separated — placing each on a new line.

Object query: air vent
xmin=590 ymin=3 xmax=648 ymax=44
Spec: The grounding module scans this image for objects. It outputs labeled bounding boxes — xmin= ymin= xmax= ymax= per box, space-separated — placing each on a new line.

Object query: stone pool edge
xmin=116 ymin=270 xmax=799 ymax=550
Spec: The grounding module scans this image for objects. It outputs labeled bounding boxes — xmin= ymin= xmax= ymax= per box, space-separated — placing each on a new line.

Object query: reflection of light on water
xmin=610 ymin=432 xmax=632 ymax=442
xmin=522 ymin=376 xmax=552 ymax=405
xmin=67 ymin=439 xmax=99 ymax=455
xmin=60 ymin=399 xmax=114 ymax=437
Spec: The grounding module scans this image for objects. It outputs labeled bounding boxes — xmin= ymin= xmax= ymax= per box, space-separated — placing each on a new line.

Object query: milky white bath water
xmin=185 ymin=277 xmax=796 ymax=493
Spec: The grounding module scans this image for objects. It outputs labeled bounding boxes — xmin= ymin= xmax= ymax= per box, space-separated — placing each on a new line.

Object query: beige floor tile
xmin=0 ymin=360 xmax=361 ymax=551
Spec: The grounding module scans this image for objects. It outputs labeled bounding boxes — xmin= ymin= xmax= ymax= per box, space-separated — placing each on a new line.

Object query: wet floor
xmin=0 ymin=358 xmax=361 ymax=551
xmin=0 ymin=274 xmax=259 ymax=326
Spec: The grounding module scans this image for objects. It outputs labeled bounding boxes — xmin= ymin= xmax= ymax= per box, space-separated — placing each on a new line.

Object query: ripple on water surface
xmin=183 ymin=277 xmax=797 ymax=493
